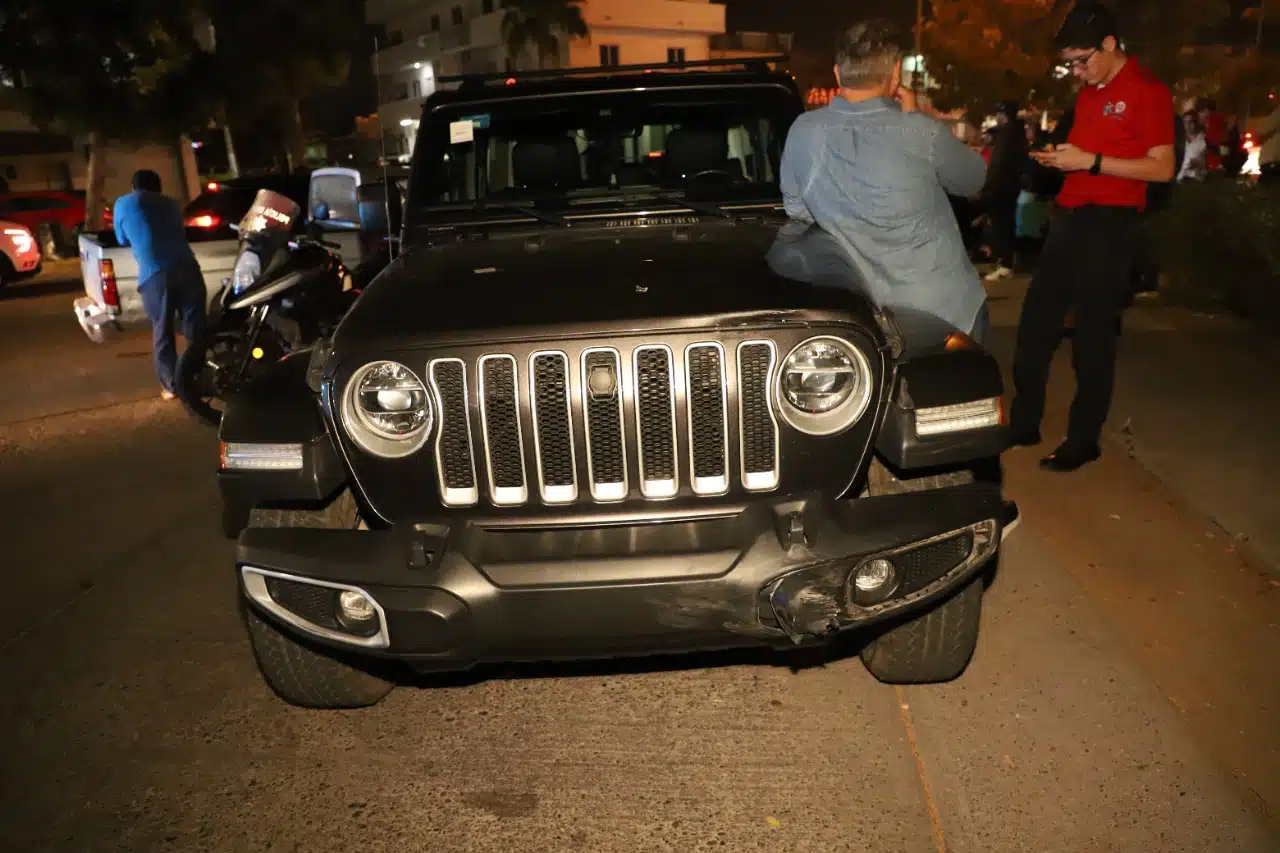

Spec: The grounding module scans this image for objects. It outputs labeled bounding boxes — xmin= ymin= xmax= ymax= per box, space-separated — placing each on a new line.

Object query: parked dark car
xmin=182 ymin=172 xmax=312 ymax=243
xmin=217 ymin=59 xmax=1017 ymax=709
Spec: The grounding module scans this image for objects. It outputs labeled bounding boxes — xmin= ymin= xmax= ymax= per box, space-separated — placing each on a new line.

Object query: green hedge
xmin=1149 ymin=178 xmax=1280 ymax=323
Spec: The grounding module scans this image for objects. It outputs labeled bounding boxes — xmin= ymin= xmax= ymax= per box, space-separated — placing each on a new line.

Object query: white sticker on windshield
xmin=449 ymin=120 xmax=474 ymax=144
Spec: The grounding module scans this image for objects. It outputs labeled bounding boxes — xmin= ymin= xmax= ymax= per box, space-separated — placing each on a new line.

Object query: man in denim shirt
xmin=780 ymin=20 xmax=990 ymax=341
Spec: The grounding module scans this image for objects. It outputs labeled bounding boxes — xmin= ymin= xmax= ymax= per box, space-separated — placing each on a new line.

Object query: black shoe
xmin=1039 ymin=444 xmax=1101 ymax=472
xmin=1006 ymin=428 xmax=1042 ymax=449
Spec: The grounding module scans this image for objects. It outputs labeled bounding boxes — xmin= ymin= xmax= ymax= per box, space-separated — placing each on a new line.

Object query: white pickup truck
xmin=73 ymin=167 xmax=366 ymax=343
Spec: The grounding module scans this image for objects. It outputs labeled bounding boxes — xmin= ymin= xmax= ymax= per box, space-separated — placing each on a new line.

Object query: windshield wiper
xmin=613 ymin=191 xmax=742 ymax=221
xmin=478 ymin=202 xmax=571 ymax=228
xmin=421 ymin=202 xmax=571 ymax=228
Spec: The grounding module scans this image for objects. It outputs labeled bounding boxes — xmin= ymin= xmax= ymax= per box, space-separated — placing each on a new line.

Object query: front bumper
xmin=237 ymin=486 xmax=1012 ymax=670
xmin=73 ymin=296 xmax=121 ymax=344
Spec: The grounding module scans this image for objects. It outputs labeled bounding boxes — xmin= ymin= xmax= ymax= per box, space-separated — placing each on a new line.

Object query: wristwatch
xmin=1089 ymin=153 xmax=1103 ymax=175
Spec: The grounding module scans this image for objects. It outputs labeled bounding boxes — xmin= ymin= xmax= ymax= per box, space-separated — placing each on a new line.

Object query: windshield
xmin=408 ymin=84 xmax=801 ymax=217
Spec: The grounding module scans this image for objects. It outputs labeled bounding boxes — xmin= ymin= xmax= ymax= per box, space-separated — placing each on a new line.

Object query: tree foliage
xmin=924 ymin=0 xmax=1236 ymax=119
xmin=503 ymin=0 xmax=590 ymax=70
xmin=204 ymin=0 xmax=358 ymax=134
xmin=0 ymin=0 xmax=358 ymax=161
xmin=924 ymin=0 xmax=1064 ymax=119
xmin=0 ymin=1 xmax=212 ymax=140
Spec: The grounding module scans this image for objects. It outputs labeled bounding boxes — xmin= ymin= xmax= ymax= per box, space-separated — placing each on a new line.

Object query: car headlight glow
xmin=341 ymin=361 xmax=432 ymax=457
xmin=232 ymin=251 xmax=261 ymax=294
xmin=776 ymin=336 xmax=873 ymax=435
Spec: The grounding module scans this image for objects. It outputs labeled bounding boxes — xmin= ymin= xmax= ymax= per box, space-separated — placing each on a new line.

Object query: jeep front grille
xmin=425 ymin=340 xmax=783 ymax=507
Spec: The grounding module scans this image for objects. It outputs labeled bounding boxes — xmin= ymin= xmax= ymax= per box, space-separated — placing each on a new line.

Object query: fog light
xmin=854 ymin=558 xmax=895 ymax=592
xmin=338 ymin=590 xmax=376 ymax=623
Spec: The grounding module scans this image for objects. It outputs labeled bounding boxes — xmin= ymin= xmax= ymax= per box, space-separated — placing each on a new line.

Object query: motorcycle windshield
xmin=238 ymin=189 xmax=302 ymax=237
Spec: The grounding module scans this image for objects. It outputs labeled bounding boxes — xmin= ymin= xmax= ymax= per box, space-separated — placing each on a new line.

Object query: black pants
xmin=1010 ymin=205 xmax=1140 ymax=452
xmin=986 ymin=195 xmax=1018 ymax=268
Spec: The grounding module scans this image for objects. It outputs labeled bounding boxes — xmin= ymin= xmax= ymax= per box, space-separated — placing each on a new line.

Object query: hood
xmin=333 ymin=219 xmax=959 ymax=352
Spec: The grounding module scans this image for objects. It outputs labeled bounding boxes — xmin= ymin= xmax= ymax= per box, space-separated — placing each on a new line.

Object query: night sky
xmin=725 ymin=0 xmax=920 ymax=53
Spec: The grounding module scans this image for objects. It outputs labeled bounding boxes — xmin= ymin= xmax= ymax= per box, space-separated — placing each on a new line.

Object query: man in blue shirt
xmin=113 ymin=170 xmax=205 ymax=399
xmin=780 ymin=20 xmax=990 ymax=342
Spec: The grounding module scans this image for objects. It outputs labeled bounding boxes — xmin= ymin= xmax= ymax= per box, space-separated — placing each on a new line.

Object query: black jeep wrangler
xmin=217 ymin=59 xmax=1015 ymax=708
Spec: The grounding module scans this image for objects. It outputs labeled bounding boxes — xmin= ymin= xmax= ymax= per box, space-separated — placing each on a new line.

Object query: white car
xmin=0 ymin=219 xmax=42 ymax=292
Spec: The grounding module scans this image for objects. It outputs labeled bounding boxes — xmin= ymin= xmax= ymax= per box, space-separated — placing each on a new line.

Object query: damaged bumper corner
xmin=766 ymin=519 xmax=999 ymax=643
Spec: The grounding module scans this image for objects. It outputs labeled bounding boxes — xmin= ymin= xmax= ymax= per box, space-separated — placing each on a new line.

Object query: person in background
xmin=1129 ymin=108 xmax=1186 ymax=300
xmin=1009 ymin=2 xmax=1175 ymax=472
xmin=1178 ymin=111 xmax=1208 ymax=182
xmin=780 ymin=19 xmax=990 ymax=341
xmin=1223 ymin=115 xmax=1245 ymax=175
xmin=112 ymin=170 xmax=206 ymax=400
xmin=1196 ymin=98 xmax=1227 ymax=173
xmin=1253 ymin=99 xmax=1280 ymax=183
xmin=981 ymin=101 xmax=1030 ymax=281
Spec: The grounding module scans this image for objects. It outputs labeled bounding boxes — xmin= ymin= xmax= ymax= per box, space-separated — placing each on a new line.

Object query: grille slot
xmin=737 ymin=341 xmax=780 ymax=492
xmin=634 ymin=345 xmax=678 ymax=498
xmin=479 ymin=354 xmax=527 ymax=505
xmin=428 ymin=358 xmax=479 ymax=507
xmin=426 ymin=337 xmax=810 ymax=506
xmin=685 ymin=343 xmax=729 ymax=495
xmin=582 ymin=347 xmax=628 ymax=501
xmin=530 ymin=351 xmax=578 ymax=504
xmin=895 ymin=533 xmax=974 ymax=597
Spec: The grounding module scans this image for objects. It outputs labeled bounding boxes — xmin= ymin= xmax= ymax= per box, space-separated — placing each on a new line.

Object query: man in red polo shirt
xmin=1008 ymin=2 xmax=1174 ymax=472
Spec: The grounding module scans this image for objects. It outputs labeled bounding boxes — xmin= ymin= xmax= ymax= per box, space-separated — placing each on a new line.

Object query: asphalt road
xmin=1 ymin=265 xmax=1276 ymax=852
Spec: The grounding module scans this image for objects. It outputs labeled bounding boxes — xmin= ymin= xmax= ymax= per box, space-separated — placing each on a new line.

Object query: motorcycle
xmin=176 ymin=188 xmax=358 ymax=427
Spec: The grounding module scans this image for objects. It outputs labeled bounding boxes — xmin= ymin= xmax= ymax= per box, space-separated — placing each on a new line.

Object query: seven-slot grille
xmin=425 ymin=341 xmax=782 ymax=507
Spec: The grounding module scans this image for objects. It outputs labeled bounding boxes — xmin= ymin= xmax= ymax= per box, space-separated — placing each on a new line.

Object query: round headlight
xmin=342 ymin=361 xmax=432 ymax=457
xmin=776 ymin=336 xmax=873 ymax=435
xmin=231 ymin=251 xmax=261 ymax=294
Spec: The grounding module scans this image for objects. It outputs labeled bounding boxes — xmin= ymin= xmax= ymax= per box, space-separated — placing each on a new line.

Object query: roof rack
xmin=436 ymin=55 xmax=790 ymax=86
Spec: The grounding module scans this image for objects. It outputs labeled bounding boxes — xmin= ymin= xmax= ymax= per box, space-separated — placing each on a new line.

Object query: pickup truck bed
xmin=73 ymin=229 xmax=360 ymax=343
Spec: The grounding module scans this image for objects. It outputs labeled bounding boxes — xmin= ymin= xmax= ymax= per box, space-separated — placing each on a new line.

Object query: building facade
xmin=367 ymin=0 xmax=788 ymax=159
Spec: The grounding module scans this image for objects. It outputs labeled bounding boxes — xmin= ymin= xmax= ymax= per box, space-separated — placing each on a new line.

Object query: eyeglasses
xmin=1063 ymin=48 xmax=1097 ymax=70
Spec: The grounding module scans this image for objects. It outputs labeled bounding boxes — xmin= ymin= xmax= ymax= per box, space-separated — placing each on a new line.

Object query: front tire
xmin=241 ymin=491 xmax=395 ymax=709
xmin=859 ymin=576 xmax=983 ymax=684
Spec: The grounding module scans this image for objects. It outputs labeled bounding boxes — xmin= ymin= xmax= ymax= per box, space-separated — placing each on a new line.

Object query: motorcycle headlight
xmin=776 ymin=336 xmax=873 ymax=435
xmin=232 ymin=252 xmax=261 ymax=294
xmin=341 ymin=361 xmax=433 ymax=457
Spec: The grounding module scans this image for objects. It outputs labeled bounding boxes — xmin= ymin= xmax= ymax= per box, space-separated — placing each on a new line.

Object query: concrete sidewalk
xmin=984 ymin=277 xmax=1280 ymax=574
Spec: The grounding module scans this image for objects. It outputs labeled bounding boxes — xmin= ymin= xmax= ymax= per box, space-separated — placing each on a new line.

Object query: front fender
xmin=876 ymin=347 xmax=1007 ymax=471
xmin=218 ymin=352 xmax=348 ymax=535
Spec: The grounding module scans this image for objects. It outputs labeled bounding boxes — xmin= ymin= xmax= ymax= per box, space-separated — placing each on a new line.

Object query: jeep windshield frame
xmin=403 ymin=81 xmax=803 ymax=231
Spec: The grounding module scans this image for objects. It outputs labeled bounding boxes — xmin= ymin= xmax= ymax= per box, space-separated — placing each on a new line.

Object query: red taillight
xmin=185 ymin=214 xmax=221 ymax=228
xmin=207 ymin=181 xmax=219 ymax=192
xmin=505 ymin=77 xmax=516 ymax=86
xmin=100 ymin=258 xmax=118 ymax=308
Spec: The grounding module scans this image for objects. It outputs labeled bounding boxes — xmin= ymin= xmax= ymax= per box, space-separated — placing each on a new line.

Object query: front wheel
xmin=176 ymin=325 xmax=282 ymax=427
xmin=859 ymin=577 xmax=983 ymax=684
xmin=241 ymin=491 xmax=396 ymax=708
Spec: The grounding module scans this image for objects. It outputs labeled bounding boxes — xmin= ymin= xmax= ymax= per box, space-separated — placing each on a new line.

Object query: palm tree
xmin=502 ymin=0 xmax=590 ymax=71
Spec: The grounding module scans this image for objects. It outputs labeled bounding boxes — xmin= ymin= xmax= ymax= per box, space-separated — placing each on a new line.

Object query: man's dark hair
xmin=1053 ymin=2 xmax=1120 ymax=51
xmin=132 ymin=169 xmax=162 ymax=193
xmin=834 ymin=19 xmax=907 ymax=89
xmin=1195 ymin=97 xmax=1217 ymax=113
